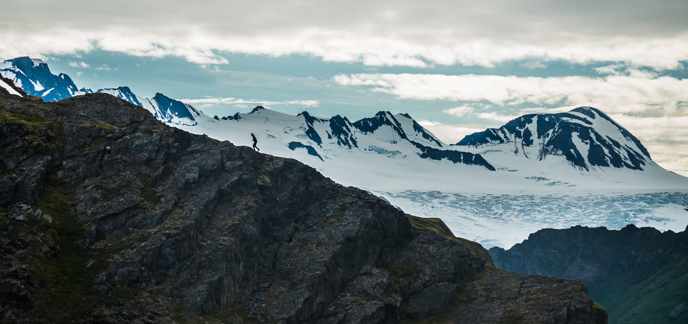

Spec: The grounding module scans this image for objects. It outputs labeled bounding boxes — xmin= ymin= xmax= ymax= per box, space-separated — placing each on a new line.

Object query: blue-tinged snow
xmin=93 ymin=87 xmax=198 ymax=126
xmin=1 ymin=57 xmax=82 ymax=101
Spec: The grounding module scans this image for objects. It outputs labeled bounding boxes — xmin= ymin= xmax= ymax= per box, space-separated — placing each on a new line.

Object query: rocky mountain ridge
xmin=0 ymin=84 xmax=605 ymax=323
xmin=489 ymin=224 xmax=688 ymax=324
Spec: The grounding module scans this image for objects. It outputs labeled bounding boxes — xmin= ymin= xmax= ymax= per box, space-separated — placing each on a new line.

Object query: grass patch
xmin=593 ymin=301 xmax=606 ymax=312
xmin=102 ymin=180 xmax=132 ymax=198
xmin=141 ymin=187 xmax=161 ymax=205
xmin=388 ymin=258 xmax=422 ymax=292
xmin=83 ymin=137 xmax=108 ymax=154
xmin=84 ymin=121 xmax=120 ymax=131
xmin=0 ymin=111 xmax=49 ymax=132
xmin=407 ymin=215 xmax=467 ymax=242
xmin=497 ymin=308 xmax=525 ymax=324
xmin=26 ymin=183 xmax=133 ymax=322
xmin=332 ymin=205 xmax=346 ymax=221
xmin=194 ymin=304 xmax=257 ymax=324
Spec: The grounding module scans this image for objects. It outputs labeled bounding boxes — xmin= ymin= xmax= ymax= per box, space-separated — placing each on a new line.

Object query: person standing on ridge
xmin=251 ymin=133 xmax=260 ymax=152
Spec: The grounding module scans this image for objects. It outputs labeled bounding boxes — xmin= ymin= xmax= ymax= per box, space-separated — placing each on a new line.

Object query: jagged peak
xmin=3 ymin=56 xmax=51 ymax=72
xmin=456 ymin=106 xmax=652 ymax=171
xmin=250 ymin=105 xmax=266 ymax=113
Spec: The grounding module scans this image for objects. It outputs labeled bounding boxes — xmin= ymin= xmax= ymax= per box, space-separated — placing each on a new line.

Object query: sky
xmin=2 ymin=0 xmax=687 ymax=176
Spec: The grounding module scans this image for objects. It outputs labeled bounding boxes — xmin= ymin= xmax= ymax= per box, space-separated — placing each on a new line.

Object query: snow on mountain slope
xmin=97 ymin=87 xmax=199 ymax=126
xmin=181 ymin=106 xmax=687 ymax=191
xmin=181 ymin=106 xmax=496 ymax=180
xmin=456 ymin=107 xmax=651 ymax=171
xmin=0 ymin=57 xmax=91 ymax=101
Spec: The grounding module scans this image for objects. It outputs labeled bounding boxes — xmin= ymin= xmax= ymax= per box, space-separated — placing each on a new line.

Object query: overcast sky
xmin=2 ymin=0 xmax=687 ymax=176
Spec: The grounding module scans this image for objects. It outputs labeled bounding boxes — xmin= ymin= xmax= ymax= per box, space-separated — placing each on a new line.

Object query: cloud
xmin=442 ymin=106 xmax=518 ymax=122
xmin=334 ymin=73 xmax=688 ymax=116
xmin=442 ymin=106 xmax=474 ymax=117
xmin=180 ymin=97 xmax=319 ymax=107
xmin=68 ymin=61 xmax=90 ymax=68
xmin=594 ymin=64 xmax=625 ymax=75
xmin=520 ymin=61 xmax=547 ymax=69
xmin=475 ymin=112 xmax=518 ymax=122
xmin=95 ymin=65 xmax=115 ymax=71
xmin=417 ymin=120 xmax=489 ymax=144
xmin=2 ymin=1 xmax=688 ymax=69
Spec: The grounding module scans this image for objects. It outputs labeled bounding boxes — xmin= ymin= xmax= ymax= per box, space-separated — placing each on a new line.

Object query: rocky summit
xmin=0 ymin=88 xmax=606 ymax=323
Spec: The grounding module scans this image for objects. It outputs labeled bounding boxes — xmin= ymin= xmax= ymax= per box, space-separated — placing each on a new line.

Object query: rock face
xmin=0 ymin=90 xmax=605 ymax=323
xmin=490 ymin=225 xmax=688 ymax=324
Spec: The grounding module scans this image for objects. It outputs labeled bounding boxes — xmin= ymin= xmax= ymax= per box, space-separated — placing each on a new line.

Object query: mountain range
xmin=2 ymin=56 xmax=687 ymax=248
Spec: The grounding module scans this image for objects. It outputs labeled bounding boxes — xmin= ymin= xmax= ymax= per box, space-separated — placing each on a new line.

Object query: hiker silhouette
xmin=251 ymin=133 xmax=259 ymax=152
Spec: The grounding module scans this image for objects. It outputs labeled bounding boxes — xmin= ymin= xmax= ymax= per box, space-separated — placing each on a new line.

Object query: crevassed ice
xmin=376 ymin=190 xmax=688 ymax=249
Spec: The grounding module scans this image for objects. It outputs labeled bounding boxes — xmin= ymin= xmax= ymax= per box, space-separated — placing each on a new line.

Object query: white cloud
xmin=95 ymin=65 xmax=114 ymax=71
xmin=417 ymin=120 xmax=489 ymax=144
xmin=180 ymin=97 xmax=319 ymax=107
xmin=334 ymin=73 xmax=688 ymax=116
xmin=520 ymin=61 xmax=547 ymax=69
xmin=476 ymin=112 xmax=518 ymax=122
xmin=2 ymin=1 xmax=688 ymax=69
xmin=442 ymin=106 xmax=474 ymax=117
xmin=68 ymin=61 xmax=89 ymax=68
xmin=595 ymin=64 xmax=625 ymax=75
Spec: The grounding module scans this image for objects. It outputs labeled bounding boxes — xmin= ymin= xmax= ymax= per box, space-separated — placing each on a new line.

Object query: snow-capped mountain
xmin=188 ymin=106 xmax=686 ymax=191
xmin=4 ymin=57 xmax=688 ymax=248
xmin=203 ymin=107 xmax=496 ymax=171
xmin=0 ymin=57 xmax=91 ymax=101
xmin=97 ymin=87 xmax=200 ymax=126
xmin=455 ymin=107 xmax=651 ymax=171
xmin=1 ymin=58 xmax=199 ymax=126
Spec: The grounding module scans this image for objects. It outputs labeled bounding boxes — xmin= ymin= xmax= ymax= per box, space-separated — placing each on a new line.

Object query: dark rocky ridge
xmin=489 ymin=225 xmax=688 ymax=324
xmin=0 ymin=90 xmax=605 ymax=323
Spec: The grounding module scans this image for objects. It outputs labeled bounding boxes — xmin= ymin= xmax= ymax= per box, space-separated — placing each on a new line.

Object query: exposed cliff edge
xmin=490 ymin=225 xmax=688 ymax=324
xmin=0 ymin=90 xmax=605 ymax=323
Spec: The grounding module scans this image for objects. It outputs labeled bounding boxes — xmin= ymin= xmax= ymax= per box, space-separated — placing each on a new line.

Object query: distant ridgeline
xmin=0 ymin=56 xmax=677 ymax=178
xmin=0 ymin=57 xmax=200 ymax=126
xmin=489 ymin=225 xmax=688 ymax=324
